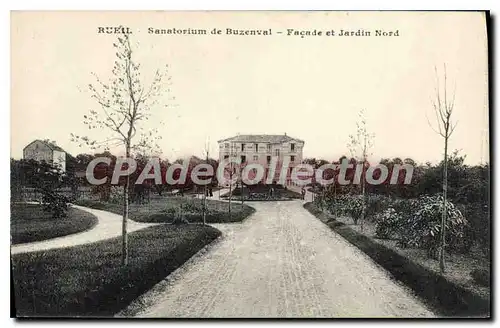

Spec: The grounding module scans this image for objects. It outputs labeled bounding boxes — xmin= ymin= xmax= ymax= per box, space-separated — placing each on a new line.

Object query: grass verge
xmin=304 ymin=202 xmax=490 ymax=318
xmin=223 ymin=196 xmax=297 ymax=202
xmin=12 ymin=224 xmax=221 ymax=317
xmin=11 ymin=203 xmax=98 ymax=245
xmin=229 ymin=188 xmax=302 ymax=198
xmin=222 ymin=188 xmax=302 ymax=202
xmin=74 ymin=197 xmax=255 ymax=224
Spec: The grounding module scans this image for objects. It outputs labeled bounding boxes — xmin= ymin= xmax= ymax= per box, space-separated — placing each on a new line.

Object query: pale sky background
xmin=11 ymin=11 xmax=489 ymax=165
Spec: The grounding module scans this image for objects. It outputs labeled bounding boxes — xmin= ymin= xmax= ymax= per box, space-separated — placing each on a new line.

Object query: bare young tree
xmin=72 ymin=30 xmax=171 ymax=266
xmin=202 ymin=138 xmax=211 ymax=226
xmin=347 ymin=109 xmax=374 ymax=231
xmin=240 ymin=160 xmax=245 ymax=205
xmin=426 ymin=64 xmax=458 ymax=274
xmin=225 ymin=145 xmax=238 ymax=219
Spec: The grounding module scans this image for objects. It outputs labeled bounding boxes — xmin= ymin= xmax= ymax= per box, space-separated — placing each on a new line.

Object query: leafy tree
xmin=10 ymin=159 xmax=69 ymax=218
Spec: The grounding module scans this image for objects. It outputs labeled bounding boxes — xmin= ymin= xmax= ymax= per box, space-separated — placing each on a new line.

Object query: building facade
xmin=217 ymin=134 xmax=305 ymax=185
xmin=23 ymin=139 xmax=67 ymax=172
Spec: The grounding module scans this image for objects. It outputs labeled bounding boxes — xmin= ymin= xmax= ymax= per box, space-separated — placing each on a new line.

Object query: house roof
xmin=218 ymin=134 xmax=304 ymax=144
xmin=23 ymin=139 xmax=66 ymax=152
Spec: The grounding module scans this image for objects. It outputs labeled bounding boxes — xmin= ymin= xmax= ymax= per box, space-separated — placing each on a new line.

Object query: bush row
xmin=374 ymin=195 xmax=471 ymax=257
xmin=316 ymin=193 xmax=472 ymax=257
xmin=140 ymin=203 xmax=256 ymax=224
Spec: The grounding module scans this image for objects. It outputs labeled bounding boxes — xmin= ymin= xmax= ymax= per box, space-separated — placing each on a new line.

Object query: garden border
xmin=220 ymin=196 xmax=299 ymax=202
xmin=12 ymin=225 xmax=222 ymax=317
xmin=11 ymin=204 xmax=99 ymax=245
xmin=304 ymin=202 xmax=490 ymax=318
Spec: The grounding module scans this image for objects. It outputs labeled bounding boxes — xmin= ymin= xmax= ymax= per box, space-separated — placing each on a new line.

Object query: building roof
xmin=23 ymin=139 xmax=66 ymax=152
xmin=218 ymin=134 xmax=304 ymax=144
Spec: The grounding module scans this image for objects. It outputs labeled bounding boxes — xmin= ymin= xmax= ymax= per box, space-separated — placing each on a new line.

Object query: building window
xmin=225 ymin=143 xmax=229 ymax=148
xmin=241 ymin=144 xmax=245 ymax=151
xmin=255 ymin=143 xmax=258 ymax=152
xmin=290 ymin=155 xmax=295 ymax=162
xmin=267 ymin=156 xmax=271 ymax=164
xmin=267 ymin=144 xmax=272 ymax=152
xmin=241 ymin=155 xmax=246 ymax=163
xmin=275 ymin=149 xmax=280 ymax=156
xmin=291 ymin=143 xmax=295 ymax=152
xmin=253 ymin=155 xmax=258 ymax=161
xmin=224 ymin=155 xmax=229 ymax=159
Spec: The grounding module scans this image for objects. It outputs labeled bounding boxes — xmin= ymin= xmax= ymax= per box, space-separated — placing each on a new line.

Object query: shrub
xmin=470 ymin=268 xmax=490 ymax=287
xmin=391 ymin=197 xmax=418 ymax=218
xmin=324 ymin=194 xmax=391 ymax=225
xmin=171 ymin=206 xmax=190 ymax=225
xmin=41 ymin=188 xmax=69 ymax=218
xmin=108 ymin=186 xmax=124 ymax=204
xmin=326 ymin=194 xmax=364 ymax=225
xmin=374 ymin=207 xmax=403 ymax=239
xmin=180 ymin=201 xmax=203 ymax=214
xmin=365 ymin=194 xmax=391 ymax=220
xmin=398 ymin=195 xmax=471 ymax=257
xmin=461 ymin=203 xmax=490 ymax=257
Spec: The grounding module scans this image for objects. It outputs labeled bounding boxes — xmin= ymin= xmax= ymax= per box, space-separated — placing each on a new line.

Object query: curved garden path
xmin=10 ymin=205 xmax=156 ymax=255
xmin=10 ymin=189 xmax=232 ymax=255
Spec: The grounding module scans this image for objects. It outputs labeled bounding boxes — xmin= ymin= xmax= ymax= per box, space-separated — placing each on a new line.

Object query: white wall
xmin=52 ymin=150 xmax=66 ymax=172
xmin=23 ymin=140 xmax=52 ymax=163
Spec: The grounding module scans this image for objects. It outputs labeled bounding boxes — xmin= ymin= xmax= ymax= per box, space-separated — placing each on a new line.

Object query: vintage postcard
xmin=10 ymin=11 xmax=490 ymax=318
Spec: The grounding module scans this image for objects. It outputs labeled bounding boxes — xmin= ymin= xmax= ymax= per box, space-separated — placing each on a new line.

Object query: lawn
xmin=222 ymin=186 xmax=302 ymax=201
xmin=12 ymin=224 xmax=221 ymax=317
xmin=74 ymin=196 xmax=255 ymax=224
xmin=11 ymin=203 xmax=98 ymax=245
xmin=182 ymin=185 xmax=224 ymax=195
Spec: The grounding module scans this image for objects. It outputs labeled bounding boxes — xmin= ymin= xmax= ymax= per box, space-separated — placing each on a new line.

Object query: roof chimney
xmin=284 ymin=132 xmax=287 ymax=136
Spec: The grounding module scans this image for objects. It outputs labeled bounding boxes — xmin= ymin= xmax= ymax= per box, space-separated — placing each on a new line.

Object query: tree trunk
xmin=333 ymin=182 xmax=337 ymax=216
xmin=122 ymin=147 xmax=130 ymax=266
xmin=203 ymin=184 xmax=207 ymax=226
xmin=241 ymin=169 xmax=244 ymax=205
xmin=122 ymin=177 xmax=129 ymax=266
xmin=361 ymin=164 xmax=366 ymax=232
xmin=228 ymin=173 xmax=232 ymax=219
xmin=361 ymin=138 xmax=367 ymax=232
xmin=439 ymin=138 xmax=448 ymax=273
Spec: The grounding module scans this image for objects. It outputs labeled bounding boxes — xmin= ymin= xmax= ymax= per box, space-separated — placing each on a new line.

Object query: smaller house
xmin=23 ymin=139 xmax=67 ymax=172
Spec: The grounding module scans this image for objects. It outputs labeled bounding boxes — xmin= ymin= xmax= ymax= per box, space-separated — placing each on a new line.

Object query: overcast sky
xmin=11 ymin=11 xmax=489 ymax=165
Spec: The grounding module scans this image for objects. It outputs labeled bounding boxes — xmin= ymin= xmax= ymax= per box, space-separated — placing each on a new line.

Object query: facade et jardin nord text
xmin=98 ymin=26 xmax=400 ymax=38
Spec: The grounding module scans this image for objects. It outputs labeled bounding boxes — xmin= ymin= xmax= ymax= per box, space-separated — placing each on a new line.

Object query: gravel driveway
xmin=127 ymin=200 xmax=435 ymax=318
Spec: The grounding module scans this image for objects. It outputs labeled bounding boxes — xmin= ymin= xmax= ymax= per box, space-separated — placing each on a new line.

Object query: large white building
xmin=23 ymin=139 xmax=67 ymax=172
xmin=217 ymin=134 xmax=305 ymax=185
